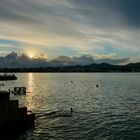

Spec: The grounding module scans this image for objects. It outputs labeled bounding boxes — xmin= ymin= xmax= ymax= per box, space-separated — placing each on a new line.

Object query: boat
xmin=11 ymin=87 xmax=26 ymax=95
xmin=0 ymin=74 xmax=17 ymax=81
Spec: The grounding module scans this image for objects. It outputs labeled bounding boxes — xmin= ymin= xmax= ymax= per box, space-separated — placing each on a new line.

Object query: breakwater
xmin=0 ymin=91 xmax=35 ymax=130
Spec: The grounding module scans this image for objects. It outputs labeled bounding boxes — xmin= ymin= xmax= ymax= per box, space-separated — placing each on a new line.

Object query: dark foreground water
xmin=1 ymin=73 xmax=140 ymax=140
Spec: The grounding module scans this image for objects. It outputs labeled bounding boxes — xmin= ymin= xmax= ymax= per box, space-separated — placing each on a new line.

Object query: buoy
xmin=71 ymin=107 xmax=73 ymax=114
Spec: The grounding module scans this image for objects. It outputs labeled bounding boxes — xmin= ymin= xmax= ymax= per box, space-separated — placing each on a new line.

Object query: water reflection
xmin=26 ymin=73 xmax=35 ymax=110
xmin=28 ymin=73 xmax=33 ymax=93
xmin=3 ymin=73 xmax=140 ymax=139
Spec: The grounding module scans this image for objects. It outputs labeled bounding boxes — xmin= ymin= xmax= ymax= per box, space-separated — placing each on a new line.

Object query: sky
xmin=0 ymin=0 xmax=140 ymax=63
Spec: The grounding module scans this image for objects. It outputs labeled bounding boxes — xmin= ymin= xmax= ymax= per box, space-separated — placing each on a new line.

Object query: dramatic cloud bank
xmin=0 ymin=0 xmax=140 ymax=61
xmin=0 ymin=52 xmax=130 ymax=68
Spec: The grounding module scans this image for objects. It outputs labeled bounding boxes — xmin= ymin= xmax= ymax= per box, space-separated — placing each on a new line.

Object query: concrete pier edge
xmin=0 ymin=91 xmax=35 ymax=131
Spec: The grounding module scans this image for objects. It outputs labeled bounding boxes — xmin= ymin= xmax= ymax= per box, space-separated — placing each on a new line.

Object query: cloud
xmin=0 ymin=0 xmax=140 ymax=61
xmin=52 ymin=55 xmax=95 ymax=66
xmin=0 ymin=52 xmax=130 ymax=68
xmin=65 ymin=0 xmax=140 ymax=55
xmin=0 ymin=52 xmax=48 ymax=68
xmin=52 ymin=54 xmax=130 ymax=66
xmin=96 ymin=57 xmax=130 ymax=65
xmin=69 ymin=0 xmax=140 ymax=27
xmin=94 ymin=53 xmax=116 ymax=59
xmin=0 ymin=44 xmax=15 ymax=48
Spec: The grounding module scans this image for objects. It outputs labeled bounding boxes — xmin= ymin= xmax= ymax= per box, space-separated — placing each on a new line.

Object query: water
xmin=1 ymin=73 xmax=140 ymax=140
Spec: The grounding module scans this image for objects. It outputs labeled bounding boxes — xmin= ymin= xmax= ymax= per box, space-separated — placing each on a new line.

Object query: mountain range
xmin=0 ymin=62 xmax=140 ymax=72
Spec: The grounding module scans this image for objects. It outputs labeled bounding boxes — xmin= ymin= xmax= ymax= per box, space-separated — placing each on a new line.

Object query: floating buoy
xmin=71 ymin=107 xmax=73 ymax=114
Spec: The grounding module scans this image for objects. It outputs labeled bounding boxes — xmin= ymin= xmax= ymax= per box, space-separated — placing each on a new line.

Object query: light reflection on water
xmin=1 ymin=73 xmax=140 ymax=140
xmin=26 ymin=73 xmax=35 ymax=110
xmin=28 ymin=73 xmax=33 ymax=93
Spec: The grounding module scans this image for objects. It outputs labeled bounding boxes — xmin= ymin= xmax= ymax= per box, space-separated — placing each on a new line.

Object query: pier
xmin=0 ymin=91 xmax=35 ymax=130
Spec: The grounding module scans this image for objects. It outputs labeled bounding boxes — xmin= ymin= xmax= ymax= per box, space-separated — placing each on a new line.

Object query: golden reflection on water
xmin=28 ymin=73 xmax=33 ymax=93
xmin=26 ymin=73 xmax=35 ymax=110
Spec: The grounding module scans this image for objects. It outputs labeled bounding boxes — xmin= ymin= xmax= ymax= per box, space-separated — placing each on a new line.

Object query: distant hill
xmin=0 ymin=62 xmax=140 ymax=72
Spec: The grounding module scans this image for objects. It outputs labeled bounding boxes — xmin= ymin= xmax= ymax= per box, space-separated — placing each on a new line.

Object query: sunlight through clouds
xmin=0 ymin=0 xmax=140 ymax=62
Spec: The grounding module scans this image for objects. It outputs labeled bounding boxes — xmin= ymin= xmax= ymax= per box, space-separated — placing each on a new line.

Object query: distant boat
xmin=0 ymin=74 xmax=17 ymax=81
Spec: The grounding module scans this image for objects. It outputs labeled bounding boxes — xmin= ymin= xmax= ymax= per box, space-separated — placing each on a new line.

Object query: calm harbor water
xmin=1 ymin=73 xmax=140 ymax=140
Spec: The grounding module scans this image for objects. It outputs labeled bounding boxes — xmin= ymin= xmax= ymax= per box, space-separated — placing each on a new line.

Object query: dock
xmin=0 ymin=91 xmax=35 ymax=130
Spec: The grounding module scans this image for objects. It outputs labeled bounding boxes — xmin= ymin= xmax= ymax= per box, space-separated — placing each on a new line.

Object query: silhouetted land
xmin=1 ymin=62 xmax=140 ymax=72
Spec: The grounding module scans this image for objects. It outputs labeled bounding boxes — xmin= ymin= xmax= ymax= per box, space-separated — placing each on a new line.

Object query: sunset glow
xmin=0 ymin=0 xmax=140 ymax=139
xmin=27 ymin=52 xmax=35 ymax=58
xmin=0 ymin=0 xmax=140 ymax=63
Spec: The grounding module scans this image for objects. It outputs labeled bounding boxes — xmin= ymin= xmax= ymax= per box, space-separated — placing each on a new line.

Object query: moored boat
xmin=11 ymin=87 xmax=26 ymax=95
xmin=0 ymin=74 xmax=17 ymax=81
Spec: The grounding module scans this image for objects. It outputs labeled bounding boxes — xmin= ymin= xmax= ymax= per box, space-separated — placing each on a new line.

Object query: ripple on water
xmin=2 ymin=73 xmax=140 ymax=140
